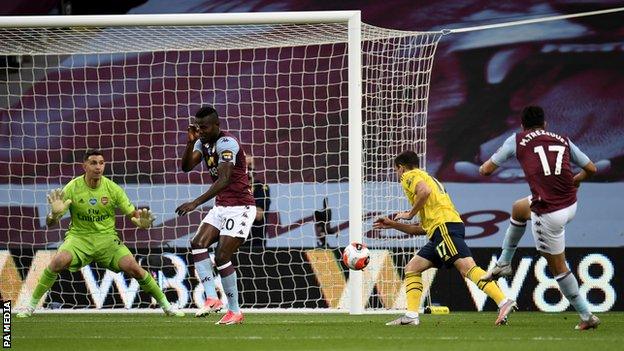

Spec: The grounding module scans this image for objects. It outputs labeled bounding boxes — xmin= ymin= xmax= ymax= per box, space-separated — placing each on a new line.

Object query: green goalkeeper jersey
xmin=61 ymin=175 xmax=135 ymax=237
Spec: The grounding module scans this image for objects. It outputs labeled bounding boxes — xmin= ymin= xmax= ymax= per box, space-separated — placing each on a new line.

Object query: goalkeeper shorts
xmin=58 ymin=233 xmax=132 ymax=272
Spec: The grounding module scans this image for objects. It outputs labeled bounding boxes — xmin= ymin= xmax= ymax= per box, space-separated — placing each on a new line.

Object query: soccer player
xmin=177 ymin=106 xmax=256 ymax=325
xmin=378 ymin=151 xmax=516 ymax=326
xmin=17 ymin=149 xmax=183 ymax=317
xmin=479 ymin=105 xmax=600 ymax=330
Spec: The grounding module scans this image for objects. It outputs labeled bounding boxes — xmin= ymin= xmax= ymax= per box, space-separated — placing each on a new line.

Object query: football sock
xmin=467 ymin=266 xmax=506 ymax=305
xmin=405 ymin=272 xmax=423 ymax=316
xmin=218 ymin=261 xmax=240 ymax=313
xmin=556 ymin=271 xmax=592 ymax=320
xmin=138 ymin=272 xmax=170 ymax=309
xmin=498 ymin=219 xmax=526 ymax=265
xmin=30 ymin=267 xmax=58 ymax=308
xmin=193 ymin=249 xmax=218 ymax=299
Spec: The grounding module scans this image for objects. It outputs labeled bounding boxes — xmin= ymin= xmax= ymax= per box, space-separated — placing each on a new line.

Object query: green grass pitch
xmin=12 ymin=312 xmax=623 ymax=351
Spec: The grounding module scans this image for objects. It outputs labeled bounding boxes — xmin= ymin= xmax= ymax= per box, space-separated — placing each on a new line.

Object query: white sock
xmin=406 ymin=311 xmax=419 ymax=319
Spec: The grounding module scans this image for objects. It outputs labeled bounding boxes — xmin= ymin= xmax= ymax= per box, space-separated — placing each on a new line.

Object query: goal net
xmin=0 ymin=12 xmax=442 ymax=312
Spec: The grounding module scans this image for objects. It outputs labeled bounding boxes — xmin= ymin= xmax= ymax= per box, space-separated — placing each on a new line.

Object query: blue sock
xmin=218 ymin=262 xmax=240 ymax=313
xmin=193 ymin=249 xmax=217 ymax=299
xmin=498 ymin=219 xmax=526 ymax=265
xmin=556 ymin=271 xmax=592 ymax=320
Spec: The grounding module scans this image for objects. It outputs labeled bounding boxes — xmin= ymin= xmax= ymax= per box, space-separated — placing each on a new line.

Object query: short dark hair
xmin=83 ymin=149 xmax=103 ymax=161
xmin=521 ymin=106 xmax=545 ymax=129
xmin=394 ymin=151 xmax=420 ymax=169
xmin=195 ymin=105 xmax=219 ymax=122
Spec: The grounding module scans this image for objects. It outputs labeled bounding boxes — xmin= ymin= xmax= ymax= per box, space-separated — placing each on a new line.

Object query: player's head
xmin=194 ymin=105 xmax=220 ymax=143
xmin=521 ymin=105 xmax=545 ymax=130
xmin=394 ymin=151 xmax=420 ymax=179
xmin=82 ymin=149 xmax=105 ymax=180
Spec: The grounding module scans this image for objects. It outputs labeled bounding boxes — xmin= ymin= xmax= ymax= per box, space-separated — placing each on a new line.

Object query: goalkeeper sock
xmin=467 ymin=266 xmax=506 ymax=306
xmin=556 ymin=271 xmax=592 ymax=320
xmin=218 ymin=262 xmax=240 ymax=313
xmin=498 ymin=219 xmax=526 ymax=265
xmin=30 ymin=267 xmax=58 ymax=308
xmin=405 ymin=272 xmax=423 ymax=315
xmin=138 ymin=272 xmax=170 ymax=309
xmin=192 ymin=249 xmax=218 ymax=299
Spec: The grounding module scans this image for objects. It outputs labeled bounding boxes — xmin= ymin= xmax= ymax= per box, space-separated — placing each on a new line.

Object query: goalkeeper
xmin=17 ymin=149 xmax=183 ymax=317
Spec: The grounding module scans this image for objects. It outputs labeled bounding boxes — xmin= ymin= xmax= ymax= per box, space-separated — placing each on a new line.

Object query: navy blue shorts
xmin=417 ymin=222 xmax=472 ymax=268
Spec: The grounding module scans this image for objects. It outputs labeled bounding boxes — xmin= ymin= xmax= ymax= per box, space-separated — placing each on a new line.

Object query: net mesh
xmin=0 ymin=21 xmax=442 ymax=311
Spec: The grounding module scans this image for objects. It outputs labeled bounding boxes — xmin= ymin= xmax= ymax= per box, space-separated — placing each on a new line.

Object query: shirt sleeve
xmin=490 ymin=134 xmax=516 ymax=166
xmin=215 ymin=137 xmax=240 ymax=164
xmin=569 ymin=139 xmax=591 ymax=167
xmin=401 ymin=172 xmax=422 ymax=202
xmin=112 ymin=183 xmax=136 ymax=216
xmin=192 ymin=140 xmax=203 ymax=155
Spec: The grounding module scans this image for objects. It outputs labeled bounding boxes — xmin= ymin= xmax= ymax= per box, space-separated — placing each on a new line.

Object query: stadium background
xmin=1 ymin=0 xmax=622 ymax=312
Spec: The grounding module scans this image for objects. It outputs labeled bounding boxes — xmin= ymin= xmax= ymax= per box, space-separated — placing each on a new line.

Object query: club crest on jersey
xmin=101 ymin=197 xmax=109 ymax=205
xmin=221 ymin=150 xmax=234 ymax=161
xmin=89 ymin=198 xmax=97 ymax=205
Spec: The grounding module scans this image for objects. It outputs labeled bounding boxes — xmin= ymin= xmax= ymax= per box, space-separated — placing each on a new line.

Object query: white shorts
xmin=202 ymin=205 xmax=257 ymax=240
xmin=530 ymin=202 xmax=577 ymax=255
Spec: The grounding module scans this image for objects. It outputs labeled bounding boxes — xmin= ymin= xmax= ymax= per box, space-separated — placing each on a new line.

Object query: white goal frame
xmin=0 ymin=11 xmax=368 ymax=314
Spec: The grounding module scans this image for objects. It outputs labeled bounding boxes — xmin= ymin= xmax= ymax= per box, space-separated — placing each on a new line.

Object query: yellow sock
xmin=466 ymin=266 xmax=506 ymax=305
xmin=405 ymin=272 xmax=423 ymax=313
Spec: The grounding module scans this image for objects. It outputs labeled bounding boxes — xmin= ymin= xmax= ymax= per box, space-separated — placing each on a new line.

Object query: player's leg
xmin=542 ymin=251 xmax=598 ymax=329
xmin=444 ymin=223 xmax=515 ymax=325
xmin=213 ymin=235 xmax=245 ymax=324
xmin=482 ymin=196 xmax=530 ymax=280
xmin=213 ymin=205 xmax=256 ymax=325
xmin=385 ymin=254 xmax=435 ymax=326
xmin=17 ymin=235 xmax=87 ymax=318
xmin=191 ymin=221 xmax=222 ymax=317
xmin=114 ymin=254 xmax=184 ymax=317
xmin=534 ymin=204 xmax=598 ymax=330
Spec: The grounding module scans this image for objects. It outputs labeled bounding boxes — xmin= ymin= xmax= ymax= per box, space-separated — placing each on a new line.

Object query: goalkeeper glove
xmin=131 ymin=208 xmax=155 ymax=229
xmin=46 ymin=188 xmax=72 ymax=221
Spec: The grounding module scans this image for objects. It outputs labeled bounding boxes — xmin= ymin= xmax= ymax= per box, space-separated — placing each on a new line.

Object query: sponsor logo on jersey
xmin=101 ymin=197 xmax=109 ymax=205
xmin=221 ymin=150 xmax=234 ymax=162
xmin=89 ymin=198 xmax=97 ymax=206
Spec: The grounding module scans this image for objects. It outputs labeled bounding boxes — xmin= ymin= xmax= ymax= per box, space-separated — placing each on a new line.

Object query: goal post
xmin=0 ymin=12 xmax=442 ymax=314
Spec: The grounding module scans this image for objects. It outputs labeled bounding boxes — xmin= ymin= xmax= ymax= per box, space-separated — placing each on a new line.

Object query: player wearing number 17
xmin=380 ymin=151 xmax=516 ymax=326
xmin=479 ymin=106 xmax=600 ymax=330
xmin=177 ymin=106 xmax=256 ymax=325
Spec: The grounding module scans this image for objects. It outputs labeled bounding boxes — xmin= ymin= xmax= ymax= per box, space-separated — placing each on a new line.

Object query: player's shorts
xmin=202 ymin=205 xmax=257 ymax=240
xmin=531 ymin=202 xmax=577 ymax=255
xmin=417 ymin=222 xmax=472 ymax=268
xmin=58 ymin=233 xmax=132 ymax=272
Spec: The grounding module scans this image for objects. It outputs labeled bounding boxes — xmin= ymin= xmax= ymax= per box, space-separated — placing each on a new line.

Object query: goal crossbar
xmin=0 ymin=11 xmax=361 ymax=28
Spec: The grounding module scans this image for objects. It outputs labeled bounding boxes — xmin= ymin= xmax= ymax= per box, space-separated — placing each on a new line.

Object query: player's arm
xmin=569 ymin=140 xmax=597 ymax=187
xmin=176 ymin=162 xmax=233 ymax=216
xmin=112 ymin=183 xmax=155 ymax=229
xmin=45 ymin=188 xmax=72 ymax=227
xmin=181 ymin=125 xmax=203 ymax=172
xmin=395 ymin=181 xmax=431 ymax=220
xmin=479 ymin=134 xmax=516 ymax=176
xmin=373 ymin=217 xmax=426 ymax=236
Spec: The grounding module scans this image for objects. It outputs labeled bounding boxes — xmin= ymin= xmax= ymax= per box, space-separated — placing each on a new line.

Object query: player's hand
xmin=394 ymin=211 xmax=414 ymax=221
xmin=131 ymin=208 xmax=155 ymax=229
xmin=175 ymin=201 xmax=197 ymax=216
xmin=373 ymin=217 xmax=394 ymax=229
xmin=187 ymin=124 xmax=199 ymax=143
xmin=47 ymin=188 xmax=71 ymax=219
